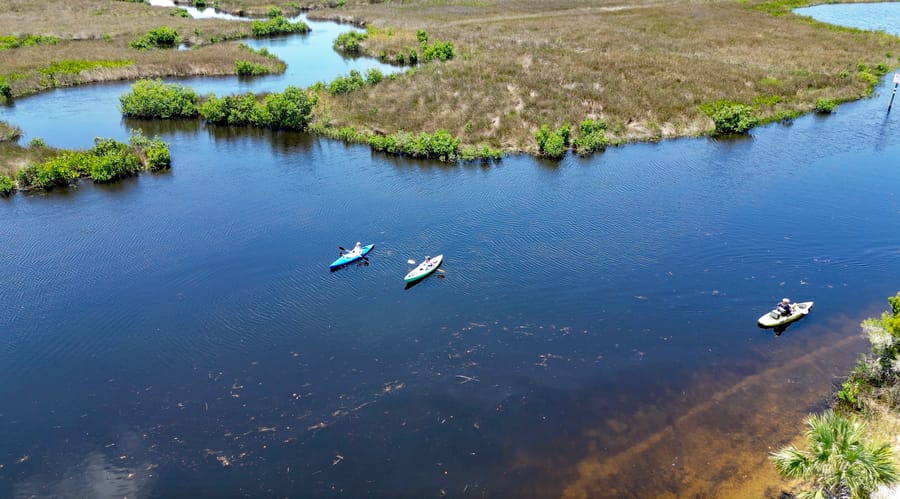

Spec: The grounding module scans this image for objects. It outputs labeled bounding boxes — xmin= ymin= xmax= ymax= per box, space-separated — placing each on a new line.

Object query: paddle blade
xmin=407 ymin=259 xmax=416 ymax=265
xmin=436 ymin=268 xmax=445 ymax=273
xmin=339 ymin=246 xmax=347 ymax=252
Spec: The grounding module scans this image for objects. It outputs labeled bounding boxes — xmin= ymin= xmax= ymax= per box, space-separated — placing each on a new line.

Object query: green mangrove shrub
xmin=82 ymin=137 xmax=142 ymax=182
xmin=815 ymin=98 xmax=837 ymax=114
xmin=170 ymin=8 xmax=190 ymax=17
xmin=235 ymin=60 xmax=270 ymax=76
xmin=422 ymin=40 xmax=454 ymax=62
xmin=325 ymin=69 xmax=384 ymax=95
xmin=16 ymin=134 xmax=170 ymax=189
xmin=0 ymin=174 xmax=15 ymax=196
xmin=836 ymin=291 xmax=900 ymax=412
xmin=199 ymin=86 xmax=316 ymax=130
xmin=0 ymin=76 xmax=11 ymax=103
xmin=700 ymin=101 xmax=758 ymax=135
xmin=369 ymin=129 xmax=460 ymax=162
xmin=460 ymin=145 xmax=503 ymax=161
xmin=119 ymin=79 xmax=199 ymax=119
xmin=16 ymin=154 xmax=80 ymax=189
xmin=334 ymin=31 xmax=367 ymax=54
xmin=572 ymin=119 xmax=609 ymax=155
xmin=535 ymin=123 xmax=571 ymax=159
xmin=251 ymin=17 xmax=309 ymax=37
xmin=129 ymin=27 xmax=179 ymax=50
xmin=263 ymin=86 xmax=317 ymax=130
xmin=267 ymin=6 xmax=283 ymax=18
xmin=129 ymin=130 xmax=171 ymax=170
xmin=413 ymin=29 xmax=454 ymax=62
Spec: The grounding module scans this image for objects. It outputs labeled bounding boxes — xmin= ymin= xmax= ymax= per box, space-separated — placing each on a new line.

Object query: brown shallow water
xmin=556 ymin=314 xmax=866 ymax=498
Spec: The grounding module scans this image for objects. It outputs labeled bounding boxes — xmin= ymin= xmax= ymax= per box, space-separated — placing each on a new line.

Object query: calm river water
xmin=1 ymin=6 xmax=900 ymax=498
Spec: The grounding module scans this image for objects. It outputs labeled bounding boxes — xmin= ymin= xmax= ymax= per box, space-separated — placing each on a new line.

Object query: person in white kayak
xmin=776 ymin=297 xmax=794 ymax=317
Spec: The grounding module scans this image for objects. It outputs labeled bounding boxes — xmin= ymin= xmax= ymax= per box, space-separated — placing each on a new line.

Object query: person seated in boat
xmin=423 ymin=256 xmax=432 ymax=267
xmin=776 ymin=298 xmax=793 ymax=317
xmin=346 ymin=242 xmax=362 ymax=257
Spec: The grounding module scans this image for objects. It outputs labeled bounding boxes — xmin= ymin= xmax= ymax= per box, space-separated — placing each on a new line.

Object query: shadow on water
xmin=329 ymin=258 xmax=370 ymax=273
xmin=760 ymin=313 xmax=811 ymax=336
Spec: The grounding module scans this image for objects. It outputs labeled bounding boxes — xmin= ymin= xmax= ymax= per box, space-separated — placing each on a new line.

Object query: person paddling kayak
xmin=776 ymin=298 xmax=794 ymax=317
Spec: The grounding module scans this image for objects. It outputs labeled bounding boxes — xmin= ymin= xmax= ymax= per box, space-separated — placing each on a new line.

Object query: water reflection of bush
xmin=123 ymin=117 xmax=316 ymax=155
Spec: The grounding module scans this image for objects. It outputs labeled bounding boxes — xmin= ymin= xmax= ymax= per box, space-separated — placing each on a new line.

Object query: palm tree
xmin=771 ymin=410 xmax=899 ymax=498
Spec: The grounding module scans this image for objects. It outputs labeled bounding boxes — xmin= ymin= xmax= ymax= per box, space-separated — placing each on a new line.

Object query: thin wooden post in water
xmin=888 ymin=73 xmax=900 ymax=113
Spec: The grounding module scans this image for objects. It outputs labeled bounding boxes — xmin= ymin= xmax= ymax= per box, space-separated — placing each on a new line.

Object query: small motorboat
xmin=757 ymin=301 xmax=814 ymax=328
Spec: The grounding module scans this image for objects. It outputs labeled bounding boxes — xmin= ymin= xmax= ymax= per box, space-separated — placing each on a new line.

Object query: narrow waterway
xmin=1 ymin=5 xmax=899 ymax=497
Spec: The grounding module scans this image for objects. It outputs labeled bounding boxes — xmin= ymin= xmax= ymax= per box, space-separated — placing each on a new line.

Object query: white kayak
xmin=404 ymin=254 xmax=443 ymax=283
xmin=757 ymin=301 xmax=814 ymax=328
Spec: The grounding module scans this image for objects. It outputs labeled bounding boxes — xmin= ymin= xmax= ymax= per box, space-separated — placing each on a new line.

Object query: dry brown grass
xmin=300 ymin=0 xmax=900 ymax=151
xmin=0 ymin=0 xmax=275 ymax=97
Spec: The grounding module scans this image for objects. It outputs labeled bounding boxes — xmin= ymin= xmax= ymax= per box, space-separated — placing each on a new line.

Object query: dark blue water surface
xmin=1 ymin=7 xmax=900 ymax=498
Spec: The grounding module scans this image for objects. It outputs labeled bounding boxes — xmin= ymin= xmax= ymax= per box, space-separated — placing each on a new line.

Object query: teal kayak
xmin=404 ymin=254 xmax=443 ymax=283
xmin=757 ymin=301 xmax=813 ymax=328
xmin=329 ymin=243 xmax=374 ymax=269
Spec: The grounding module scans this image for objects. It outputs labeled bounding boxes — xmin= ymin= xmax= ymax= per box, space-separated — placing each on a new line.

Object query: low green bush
xmin=700 ymin=100 xmax=758 ymax=135
xmin=170 ymin=8 xmax=190 ymax=17
xmin=199 ymin=86 xmax=316 ymax=130
xmin=365 ymin=68 xmax=384 ymax=85
xmin=815 ymin=98 xmax=837 ymax=113
xmin=262 ymin=86 xmax=317 ymax=130
xmin=0 ymin=76 xmax=11 ymax=102
xmin=369 ymin=129 xmax=460 ymax=162
xmin=572 ymin=119 xmax=608 ymax=155
xmin=460 ymin=145 xmax=503 ymax=161
xmin=119 ymin=79 xmax=199 ymax=118
xmin=0 ymin=174 xmax=15 ymax=196
xmin=334 ymin=31 xmax=367 ymax=54
xmin=130 ymin=27 xmax=179 ymax=50
xmin=535 ymin=123 xmax=570 ymax=159
xmin=422 ymin=40 xmax=454 ymax=62
xmin=235 ymin=60 xmax=270 ymax=76
xmin=251 ymin=17 xmax=309 ymax=37
xmin=16 ymin=135 xmax=171 ymax=190
xmin=17 ymin=153 xmax=81 ymax=189
xmin=85 ymin=137 xmax=141 ymax=182
xmin=129 ymin=130 xmax=171 ymax=170
xmin=328 ymin=70 xmax=366 ymax=95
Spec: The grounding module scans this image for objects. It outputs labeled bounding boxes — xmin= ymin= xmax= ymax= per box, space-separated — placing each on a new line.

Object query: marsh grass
xmin=1 ymin=0 xmax=899 ymax=154
xmin=302 ymin=0 xmax=900 ymax=151
xmin=0 ymin=0 xmax=280 ymax=98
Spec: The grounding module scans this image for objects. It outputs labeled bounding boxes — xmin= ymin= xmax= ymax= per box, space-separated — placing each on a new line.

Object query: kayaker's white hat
xmin=782 ymin=298 xmax=790 ymax=303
